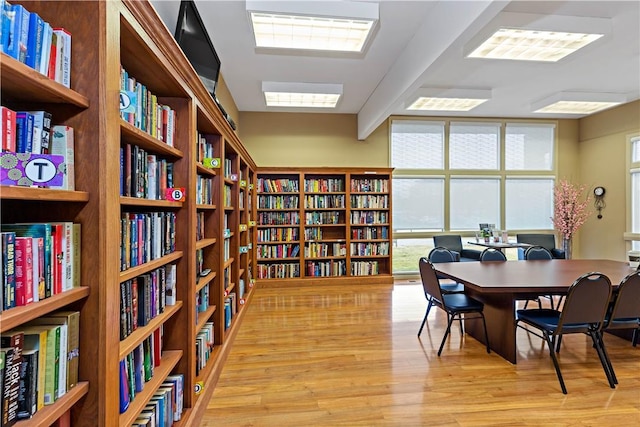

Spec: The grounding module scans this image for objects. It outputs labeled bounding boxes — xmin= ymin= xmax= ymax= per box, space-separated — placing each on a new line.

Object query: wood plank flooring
xmin=201 ymin=280 xmax=640 ymax=426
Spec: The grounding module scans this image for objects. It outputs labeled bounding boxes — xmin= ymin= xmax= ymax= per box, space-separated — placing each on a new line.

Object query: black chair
xmin=433 ymin=235 xmax=481 ymax=262
xmin=423 ymin=247 xmax=465 ymax=333
xmin=516 ymin=233 xmax=565 ymax=259
xmin=418 ymin=257 xmax=490 ymax=356
xmin=522 ymin=246 xmax=556 ymax=309
xmin=516 ymin=272 xmax=614 ymax=394
xmin=480 ymin=248 xmax=507 ymax=262
xmin=604 ymin=270 xmax=640 ymax=348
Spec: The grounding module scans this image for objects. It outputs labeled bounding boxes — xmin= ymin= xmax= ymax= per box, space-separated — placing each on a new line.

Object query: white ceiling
xmin=151 ymin=1 xmax=640 ymax=140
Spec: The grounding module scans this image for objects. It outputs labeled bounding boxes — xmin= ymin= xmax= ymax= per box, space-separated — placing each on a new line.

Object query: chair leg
xmin=417 ymin=310 xmax=428 ymax=337
xmin=426 ymin=297 xmax=434 ymax=316
xmin=555 ymin=335 xmax=563 ymax=353
xmin=590 ymin=330 xmax=617 ymax=387
xmin=537 ymin=297 xmax=542 ymax=310
xmin=632 ymin=328 xmax=639 ymax=347
xmin=438 ymin=313 xmax=456 ymax=356
xmin=545 ymin=332 xmax=567 ymax=394
xmin=480 ymin=312 xmax=490 ymax=354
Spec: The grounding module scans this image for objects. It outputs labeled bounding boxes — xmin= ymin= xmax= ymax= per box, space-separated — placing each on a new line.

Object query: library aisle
xmin=201 ymin=280 xmax=640 ymax=426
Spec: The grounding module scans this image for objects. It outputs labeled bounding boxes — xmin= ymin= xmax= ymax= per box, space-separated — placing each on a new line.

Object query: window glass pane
xmin=391 ymin=120 xmax=444 ymax=169
xmin=450 ymin=178 xmax=500 ymax=230
xmin=449 ymin=122 xmax=500 ymax=169
xmin=505 ymin=178 xmax=554 ymax=230
xmin=392 ymin=238 xmax=434 ymax=274
xmin=505 ymin=124 xmax=554 ymax=170
xmin=632 ymin=171 xmax=640 ymax=233
xmin=632 ymin=138 xmax=640 ymax=163
xmin=392 ymin=178 xmax=444 ymax=231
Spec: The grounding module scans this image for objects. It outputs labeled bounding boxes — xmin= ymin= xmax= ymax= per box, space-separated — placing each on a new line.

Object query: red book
xmin=51 ymin=223 xmax=63 ymax=295
xmin=153 ymin=327 xmax=162 ymax=368
xmin=1 ymin=106 xmax=17 ymax=152
xmin=47 ymin=32 xmax=58 ymax=81
xmin=14 ymin=237 xmax=34 ymax=306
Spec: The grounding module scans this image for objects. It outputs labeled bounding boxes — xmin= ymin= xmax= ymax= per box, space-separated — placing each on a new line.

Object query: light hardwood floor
xmin=202 ymin=280 xmax=640 ymax=426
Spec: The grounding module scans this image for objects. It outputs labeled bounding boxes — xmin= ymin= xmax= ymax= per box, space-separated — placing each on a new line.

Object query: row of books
xmin=0 ymin=110 xmax=75 ymax=190
xmin=119 ymin=328 xmax=162 ymax=413
xmin=303 ymin=178 xmax=344 ymax=193
xmin=196 ymin=212 xmax=207 ymax=241
xmin=257 ymin=244 xmax=300 ymax=260
xmin=196 ymin=133 xmax=215 ymax=165
xmin=195 ymin=322 xmax=214 ymax=375
xmin=304 ymin=242 xmax=347 ymax=258
xmin=306 ymin=260 xmax=347 ymax=277
xmin=257 ymin=178 xmax=299 ymax=193
xmin=256 ymin=263 xmax=300 ymax=279
xmin=223 ymin=184 xmax=232 ymax=208
xmin=257 ymin=227 xmax=299 ymax=243
xmin=350 ymin=242 xmax=390 ymax=256
xmin=195 ymin=285 xmax=209 ymax=319
xmin=1 ymin=222 xmax=80 ymax=311
xmin=223 ymin=158 xmax=233 ymax=179
xmin=120 ymin=143 xmax=175 ymax=200
xmin=350 ymin=178 xmax=389 ymax=193
xmin=350 ymin=211 xmax=389 ymax=225
xmin=350 ymin=194 xmax=389 ymax=209
xmin=257 ymin=194 xmax=299 ymax=210
xmin=223 ymin=293 xmax=238 ymax=331
xmin=305 ymin=211 xmax=343 ymax=225
xmin=257 ymin=211 xmax=300 ymax=226
xmin=351 ymin=260 xmax=381 ymax=276
xmin=120 ymin=66 xmax=176 ymax=146
xmin=1 ymin=311 xmax=79 ymax=424
xmin=119 ymin=264 xmax=177 ymax=341
xmin=120 ymin=212 xmax=176 ymax=271
xmin=1 ymin=1 xmax=71 ymax=86
xmin=304 ymin=195 xmax=345 ymax=209
xmin=196 ymin=175 xmax=214 ymax=205
xmin=351 ymin=226 xmax=389 ymax=240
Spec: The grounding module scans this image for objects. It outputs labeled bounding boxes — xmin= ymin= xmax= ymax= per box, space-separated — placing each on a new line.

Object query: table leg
xmin=464 ymin=290 xmax=517 ymax=364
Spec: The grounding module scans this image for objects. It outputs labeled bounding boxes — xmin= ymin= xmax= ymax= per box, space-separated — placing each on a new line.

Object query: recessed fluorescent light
xmin=467 ymin=28 xmax=603 ymax=62
xmin=262 ymin=82 xmax=343 ymax=108
xmin=407 ymin=88 xmax=491 ymax=111
xmin=247 ymin=0 xmax=378 ymax=53
xmin=532 ymin=92 xmax=627 ymax=115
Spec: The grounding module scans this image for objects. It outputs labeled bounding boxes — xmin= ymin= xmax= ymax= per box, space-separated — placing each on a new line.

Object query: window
xmin=505 ymin=123 xmax=554 ymax=170
xmin=630 ymin=136 xmax=640 ymax=250
xmin=390 ymin=120 xmax=444 ymax=169
xmin=449 ymin=122 xmax=500 ymax=170
xmin=450 ymin=178 xmax=500 ymax=230
xmin=505 ymin=178 xmax=554 ymax=230
xmin=392 ymin=177 xmax=444 ymax=232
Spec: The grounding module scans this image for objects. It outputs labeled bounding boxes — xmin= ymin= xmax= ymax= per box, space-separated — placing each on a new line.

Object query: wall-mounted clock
xmin=594 ymin=186 xmax=606 ymax=219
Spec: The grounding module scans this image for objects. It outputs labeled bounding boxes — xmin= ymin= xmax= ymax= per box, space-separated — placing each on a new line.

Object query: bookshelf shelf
xmin=196 ymin=163 xmax=217 ymax=176
xmin=118 ymin=350 xmax=183 ymax=427
xmin=119 ymin=196 xmax=184 ymax=208
xmin=196 ymin=305 xmax=216 ymax=333
xmin=196 ymin=237 xmax=217 ymax=250
xmin=0 ymin=53 xmax=90 ymax=107
xmin=120 ymin=120 xmax=184 ymax=159
xmin=196 ymin=204 xmax=217 ymax=210
xmin=119 ymin=251 xmax=183 ymax=282
xmin=14 ymin=381 xmax=90 ymax=427
xmin=0 ymin=186 xmax=90 ymax=202
xmin=196 ymin=271 xmax=217 ymax=293
xmin=0 ymin=286 xmax=90 ymax=333
xmin=119 ymin=302 xmax=183 ymax=359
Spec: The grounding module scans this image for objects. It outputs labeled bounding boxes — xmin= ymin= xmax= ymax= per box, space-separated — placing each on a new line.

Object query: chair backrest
xmin=428 ymin=247 xmax=457 ymax=263
xmin=524 ymin=246 xmax=553 ymax=260
xmin=480 ymin=248 xmax=507 ymax=262
xmin=517 ymin=233 xmax=556 ymax=251
xmin=419 ymin=257 xmax=445 ymax=302
xmin=433 ymin=235 xmax=463 ymax=253
xmin=608 ymin=271 xmax=640 ymax=321
xmin=558 ymin=272 xmax=612 ymax=330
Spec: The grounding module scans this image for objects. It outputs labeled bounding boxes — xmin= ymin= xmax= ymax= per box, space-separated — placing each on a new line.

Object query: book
xmin=13 ymin=236 xmax=33 ymax=306
xmin=50 ymin=125 xmax=74 ymax=190
xmin=19 ymin=326 xmax=48 ymax=411
xmin=25 ymin=11 xmax=44 ymax=70
xmin=164 ymin=374 xmax=183 ymax=421
xmin=27 ymin=111 xmax=52 ymax=155
xmin=1 ymin=106 xmax=16 ymax=152
xmin=13 ymin=3 xmax=27 ymax=63
xmin=14 ymin=111 xmax=33 ymax=153
xmin=1 ymin=0 xmax=12 ymax=55
xmin=16 ymin=349 xmax=37 ymax=420
xmin=28 ymin=310 xmax=79 ymax=392
xmin=72 ymin=224 xmax=81 ymax=288
xmin=1 ymin=331 xmax=24 ymax=427
xmin=0 ymin=349 xmax=5 ymax=422
xmin=119 ymin=359 xmax=129 ymax=413
xmin=38 ymin=22 xmax=52 ymax=76
xmin=1 ymin=347 xmax=16 ymax=427
xmin=52 ymin=28 xmax=71 ymax=88
xmin=31 ymin=237 xmax=45 ymax=301
xmin=50 ymin=222 xmax=73 ymax=291
xmin=47 ymin=31 xmax=57 ymax=80
xmin=1 ymin=232 xmax=16 ymax=310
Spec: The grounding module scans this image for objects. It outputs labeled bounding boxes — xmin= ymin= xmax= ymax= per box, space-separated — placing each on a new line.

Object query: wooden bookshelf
xmin=1 ymin=1 xmax=257 ymax=425
xmin=256 ymin=168 xmax=394 ymax=286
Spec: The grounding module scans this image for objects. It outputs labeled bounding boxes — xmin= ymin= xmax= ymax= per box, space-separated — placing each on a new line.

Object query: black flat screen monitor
xmin=174 ymin=0 xmax=221 ymax=99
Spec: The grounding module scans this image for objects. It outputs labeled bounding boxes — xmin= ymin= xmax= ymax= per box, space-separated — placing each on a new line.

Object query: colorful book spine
xmin=2 ymin=231 xmax=16 ymax=310
xmin=25 ymin=12 xmax=44 ymax=70
xmin=14 ymin=236 xmax=33 ymax=306
xmin=52 ymin=28 xmax=71 ymax=88
xmin=50 ymin=125 xmax=75 ymax=190
xmin=1 ymin=106 xmax=16 ymax=152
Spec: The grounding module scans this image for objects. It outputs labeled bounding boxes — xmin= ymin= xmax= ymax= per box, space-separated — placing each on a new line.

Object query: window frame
xmin=625 ymin=134 xmax=640 ymax=250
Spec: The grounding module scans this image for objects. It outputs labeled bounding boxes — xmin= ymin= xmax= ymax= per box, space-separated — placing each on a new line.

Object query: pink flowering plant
xmin=551 ymin=180 xmax=592 ymax=240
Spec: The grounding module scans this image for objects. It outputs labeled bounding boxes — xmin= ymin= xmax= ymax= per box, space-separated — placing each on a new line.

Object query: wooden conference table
xmin=434 ymin=259 xmax=634 ymax=364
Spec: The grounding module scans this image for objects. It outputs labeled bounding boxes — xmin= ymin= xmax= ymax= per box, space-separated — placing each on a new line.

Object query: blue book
xmin=119 ymin=359 xmax=130 ymax=413
xmin=25 ymin=11 xmax=44 ymax=69
xmin=1 ymin=231 xmax=16 ymax=310
xmin=0 ymin=0 xmax=9 ymax=54
xmin=12 ymin=3 xmax=29 ymax=62
xmin=15 ymin=111 xmax=34 ymax=153
xmin=38 ymin=21 xmax=52 ymax=75
xmin=2 ymin=1 xmax=16 ymax=57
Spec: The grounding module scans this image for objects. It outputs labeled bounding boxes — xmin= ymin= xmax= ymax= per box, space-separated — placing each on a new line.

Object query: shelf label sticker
xmin=240 ymin=246 xmax=249 ymax=253
xmin=229 ymin=173 xmax=238 ymax=181
xmin=1 ymin=153 xmax=66 ymax=187
xmin=240 ymin=180 xmax=247 ymax=187
xmin=239 ymin=224 xmax=247 ymax=232
xmin=249 ymin=220 xmax=256 ymax=227
xmin=240 ymin=298 xmax=246 ymax=305
xmin=203 ymin=157 xmax=220 ymax=168
xmin=119 ymin=90 xmax=137 ymax=113
xmin=166 ymin=187 xmax=186 ymax=201
xmin=194 ymin=381 xmax=203 ymax=395
xmin=247 ymin=243 xmax=253 ymax=249
xmin=248 ymin=183 xmax=254 ymax=190
xmin=250 ymin=279 xmax=255 ymax=287
xmin=223 ymin=229 xmax=231 ymax=238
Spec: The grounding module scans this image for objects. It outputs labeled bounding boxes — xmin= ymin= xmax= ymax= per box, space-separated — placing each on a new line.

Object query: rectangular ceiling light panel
xmin=532 ymin=91 xmax=627 ymax=115
xmin=534 ymin=101 xmax=621 ymax=114
xmin=467 ymin=28 xmax=603 ymax=62
xmin=407 ymin=88 xmax=491 ymax=111
xmin=262 ymin=82 xmax=343 ymax=108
